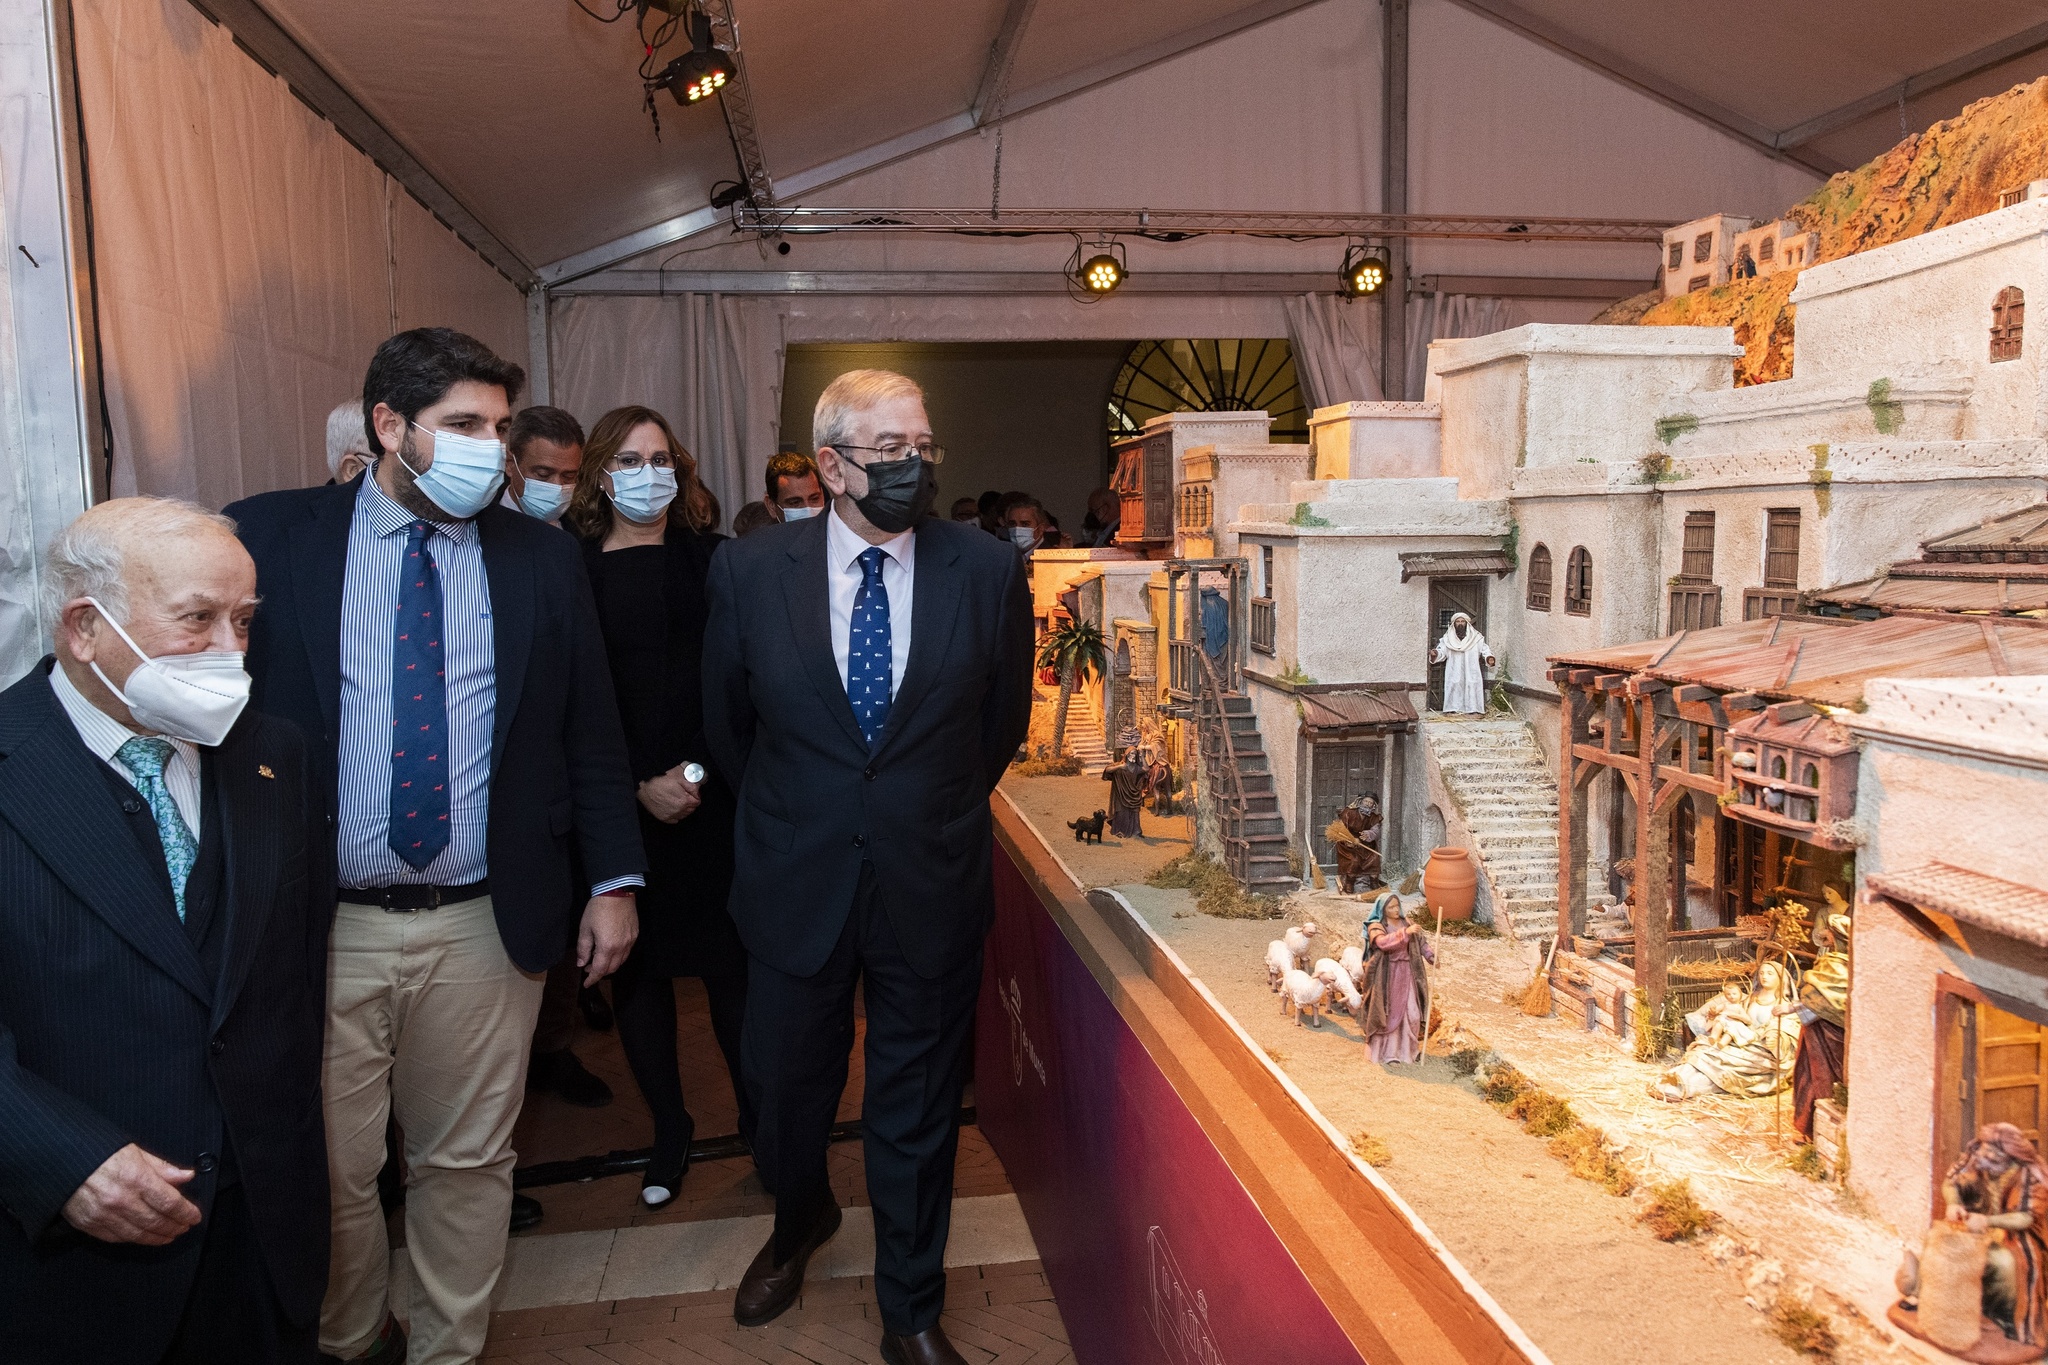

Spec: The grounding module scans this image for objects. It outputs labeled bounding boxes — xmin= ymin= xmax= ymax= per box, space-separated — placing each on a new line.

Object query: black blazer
xmin=226 ymin=476 xmax=647 ymax=972
xmin=0 ymin=665 xmax=331 ymax=1361
xmin=703 ymin=515 xmax=1034 ymax=979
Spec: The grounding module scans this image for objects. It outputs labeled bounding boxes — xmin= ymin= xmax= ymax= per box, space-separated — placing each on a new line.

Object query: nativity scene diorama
xmin=995 ymin=78 xmax=2048 ymax=1365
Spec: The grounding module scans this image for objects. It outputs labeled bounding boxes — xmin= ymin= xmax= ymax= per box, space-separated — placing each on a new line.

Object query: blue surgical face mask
xmin=609 ymin=465 xmax=678 ymax=525
xmin=518 ymin=478 xmax=569 ymax=522
xmin=401 ymin=422 xmax=506 ymax=520
xmin=781 ymin=504 xmax=821 ymax=522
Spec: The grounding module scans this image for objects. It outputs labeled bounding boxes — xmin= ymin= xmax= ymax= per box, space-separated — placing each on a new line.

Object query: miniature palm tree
xmin=1036 ymin=617 xmax=1106 ymax=757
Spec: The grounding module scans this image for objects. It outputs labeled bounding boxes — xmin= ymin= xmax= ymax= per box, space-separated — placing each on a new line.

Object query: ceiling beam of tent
xmin=186 ymin=0 xmax=536 ymax=287
xmin=730 ymin=206 xmax=1669 ymax=240
xmin=1771 ymin=19 xmax=2048 ymax=151
xmin=970 ymin=0 xmax=1040 ymax=125
xmin=703 ymin=0 xmax=774 ymax=205
xmin=1437 ymin=0 xmax=1845 ymax=177
xmin=548 ymin=268 xmax=1653 ymax=296
xmin=536 ymin=0 xmax=1328 ymax=286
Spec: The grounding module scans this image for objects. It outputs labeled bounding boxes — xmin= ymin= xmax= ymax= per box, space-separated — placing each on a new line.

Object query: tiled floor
xmin=467 ymin=977 xmax=1073 ymax=1364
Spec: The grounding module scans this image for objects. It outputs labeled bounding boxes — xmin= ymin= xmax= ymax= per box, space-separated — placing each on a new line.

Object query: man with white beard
xmin=1429 ymin=612 xmax=1495 ymax=714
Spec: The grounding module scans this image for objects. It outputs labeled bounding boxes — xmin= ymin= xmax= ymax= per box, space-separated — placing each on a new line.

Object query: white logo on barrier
xmin=1147 ymin=1225 xmax=1226 ymax=1365
xmin=1002 ymin=977 xmax=1046 ymax=1087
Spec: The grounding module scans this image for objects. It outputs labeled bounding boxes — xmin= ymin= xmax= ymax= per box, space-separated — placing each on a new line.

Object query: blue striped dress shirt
xmin=336 ymin=475 xmax=641 ymax=895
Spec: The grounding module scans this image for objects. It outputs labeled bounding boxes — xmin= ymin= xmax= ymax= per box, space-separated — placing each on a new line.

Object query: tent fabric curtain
xmin=1283 ymin=294 xmax=1384 ymax=411
xmin=549 ymin=294 xmax=784 ymax=532
xmin=1407 ymin=292 xmax=1521 ymax=403
xmin=71 ymin=0 xmax=528 ymax=509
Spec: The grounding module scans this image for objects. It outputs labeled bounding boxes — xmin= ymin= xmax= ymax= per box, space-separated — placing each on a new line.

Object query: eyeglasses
xmin=835 ymin=442 xmax=946 ymax=465
xmin=607 ymin=451 xmax=676 ymax=472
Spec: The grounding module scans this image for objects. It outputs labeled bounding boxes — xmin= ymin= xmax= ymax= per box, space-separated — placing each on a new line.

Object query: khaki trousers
xmin=320 ymin=896 xmax=545 ymax=1365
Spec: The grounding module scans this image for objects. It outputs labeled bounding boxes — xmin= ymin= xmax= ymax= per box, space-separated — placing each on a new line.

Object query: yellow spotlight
xmin=1079 ymin=253 xmax=1124 ymax=294
xmin=1341 ymin=244 xmax=1389 ymax=296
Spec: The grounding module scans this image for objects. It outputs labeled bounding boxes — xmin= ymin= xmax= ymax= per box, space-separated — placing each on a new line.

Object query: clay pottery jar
xmin=1422 ymin=847 xmax=1476 ymax=922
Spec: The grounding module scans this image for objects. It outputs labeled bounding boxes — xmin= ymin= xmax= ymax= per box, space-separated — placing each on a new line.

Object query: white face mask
xmin=518 ymin=478 xmax=569 ymax=522
xmin=400 ymin=421 xmax=507 ymax=520
xmin=609 ymin=465 xmax=679 ymax=525
xmin=1008 ymin=525 xmax=1039 ymax=550
xmin=85 ymin=597 xmax=251 ymax=747
xmin=780 ymin=504 xmax=821 ymax=522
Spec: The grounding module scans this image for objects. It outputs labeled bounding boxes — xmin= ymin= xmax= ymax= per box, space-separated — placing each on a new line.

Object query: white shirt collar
xmin=825 ymin=503 xmax=915 ymax=571
xmin=49 ymin=658 xmax=201 ymax=769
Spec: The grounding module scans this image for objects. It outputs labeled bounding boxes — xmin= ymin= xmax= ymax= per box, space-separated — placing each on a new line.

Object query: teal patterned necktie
xmin=117 ymin=736 xmax=197 ymax=921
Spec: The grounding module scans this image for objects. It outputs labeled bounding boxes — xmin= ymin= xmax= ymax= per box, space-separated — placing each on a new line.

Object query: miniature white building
xmin=1660 ymin=212 xmax=1754 ymax=299
xmin=1729 ymin=218 xmax=1813 ymax=282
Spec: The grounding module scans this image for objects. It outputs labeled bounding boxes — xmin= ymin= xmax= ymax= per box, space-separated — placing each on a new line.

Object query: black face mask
xmin=850 ymin=456 xmax=938 ymax=534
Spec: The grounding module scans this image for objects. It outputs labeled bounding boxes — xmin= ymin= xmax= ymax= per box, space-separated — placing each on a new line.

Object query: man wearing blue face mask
xmin=764 ymin=449 xmax=826 ymax=523
xmin=501 ymin=405 xmax=585 ymax=526
xmin=226 ymin=329 xmax=647 ymax=1365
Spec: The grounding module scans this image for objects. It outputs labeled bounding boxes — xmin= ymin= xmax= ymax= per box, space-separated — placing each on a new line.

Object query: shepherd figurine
xmin=1429 ymin=612 xmax=1495 ymax=715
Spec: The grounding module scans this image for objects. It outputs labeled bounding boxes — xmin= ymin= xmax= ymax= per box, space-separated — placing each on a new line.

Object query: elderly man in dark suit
xmin=704 ymin=369 xmax=1034 ymax=1365
xmin=0 ymin=497 xmax=332 ymax=1364
xmin=227 ymin=329 xmax=646 ymax=1365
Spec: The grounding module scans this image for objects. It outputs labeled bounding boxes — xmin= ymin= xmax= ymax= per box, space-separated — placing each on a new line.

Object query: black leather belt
xmin=338 ymin=881 xmax=488 ymax=911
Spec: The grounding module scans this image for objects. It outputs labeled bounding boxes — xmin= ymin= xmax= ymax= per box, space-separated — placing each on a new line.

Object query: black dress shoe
xmin=510 ymin=1192 xmax=544 ymax=1232
xmin=317 ymin=1313 xmax=407 ymax=1365
xmin=579 ymin=982 xmax=614 ymax=1031
xmin=528 ymin=1048 xmax=613 ymax=1108
xmin=640 ymin=1150 xmax=689 ymax=1211
xmin=732 ymin=1202 xmax=841 ymax=1327
xmin=880 ymin=1324 xmax=968 ymax=1365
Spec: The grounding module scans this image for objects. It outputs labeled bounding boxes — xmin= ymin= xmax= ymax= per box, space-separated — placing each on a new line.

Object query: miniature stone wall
xmin=1308 ymin=401 xmax=1442 ymax=480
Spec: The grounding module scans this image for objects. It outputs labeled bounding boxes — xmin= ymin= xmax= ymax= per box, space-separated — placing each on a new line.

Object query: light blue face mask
xmin=518 ymin=478 xmax=569 ymax=522
xmin=402 ymin=421 xmax=506 ymax=520
xmin=781 ymin=504 xmax=821 ymax=522
xmin=609 ymin=465 xmax=678 ymax=525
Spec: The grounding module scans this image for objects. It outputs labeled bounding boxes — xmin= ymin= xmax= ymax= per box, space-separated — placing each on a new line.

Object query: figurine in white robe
xmin=1430 ymin=613 xmax=1495 ymax=714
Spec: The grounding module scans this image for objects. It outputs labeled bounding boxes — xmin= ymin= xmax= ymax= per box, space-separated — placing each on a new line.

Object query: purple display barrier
xmin=976 ymin=800 xmax=1539 ymax=1365
xmin=978 ymin=848 xmax=1359 ymax=1364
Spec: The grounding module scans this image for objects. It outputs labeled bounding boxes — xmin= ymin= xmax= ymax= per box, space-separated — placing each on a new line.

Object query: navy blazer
xmin=0 ymin=664 xmax=331 ymax=1361
xmin=226 ymin=476 xmax=647 ymax=972
xmin=702 ymin=515 xmax=1034 ymax=979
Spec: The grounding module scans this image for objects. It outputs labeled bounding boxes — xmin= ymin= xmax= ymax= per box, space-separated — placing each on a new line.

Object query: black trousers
xmin=613 ymin=959 xmax=753 ymax=1161
xmin=744 ymin=866 xmax=982 ymax=1335
xmin=160 ymin=1182 xmax=316 ymax=1365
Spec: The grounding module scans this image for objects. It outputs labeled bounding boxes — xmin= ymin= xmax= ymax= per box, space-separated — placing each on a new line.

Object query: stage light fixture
xmin=1341 ymin=243 xmax=1388 ymax=296
xmin=651 ymin=11 xmax=735 ymax=106
xmin=1081 ymin=254 xmax=1124 ymax=292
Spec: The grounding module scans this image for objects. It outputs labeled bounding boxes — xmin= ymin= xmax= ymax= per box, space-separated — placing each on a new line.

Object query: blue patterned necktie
xmin=848 ymin=546 xmax=894 ymax=746
xmin=388 ymin=521 xmax=451 ymax=870
xmin=117 ymin=737 xmax=197 ymax=921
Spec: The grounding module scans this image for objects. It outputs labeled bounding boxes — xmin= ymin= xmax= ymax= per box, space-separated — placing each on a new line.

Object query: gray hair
xmin=326 ymin=399 xmax=372 ymax=478
xmin=812 ymin=369 xmax=924 ymax=452
xmin=43 ymin=497 xmax=238 ymax=623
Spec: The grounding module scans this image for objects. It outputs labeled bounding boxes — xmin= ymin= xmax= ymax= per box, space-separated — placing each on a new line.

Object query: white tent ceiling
xmin=243 ymin=0 xmax=2048 ymax=277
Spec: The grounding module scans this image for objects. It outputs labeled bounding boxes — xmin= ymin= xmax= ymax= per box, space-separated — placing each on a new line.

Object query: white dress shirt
xmin=825 ymin=505 xmax=914 ymax=701
xmin=51 ymin=659 xmax=203 ymax=835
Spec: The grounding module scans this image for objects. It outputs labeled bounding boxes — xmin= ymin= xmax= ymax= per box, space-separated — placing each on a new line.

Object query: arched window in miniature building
xmin=1527 ymin=543 xmax=1552 ymax=611
xmin=1772 ymin=755 xmax=1787 ymax=779
xmin=1802 ymin=762 xmax=1819 ymax=788
xmin=1758 ymin=235 xmax=1775 ymax=263
xmin=1992 ymin=287 xmax=2025 ymax=362
xmin=1564 ymin=547 xmax=1592 ymax=616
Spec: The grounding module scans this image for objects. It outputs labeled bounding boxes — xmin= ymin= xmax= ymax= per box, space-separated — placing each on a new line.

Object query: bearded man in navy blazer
xmin=0 ymin=498 xmax=331 ymax=1364
xmin=703 ymin=369 xmax=1033 ymax=1365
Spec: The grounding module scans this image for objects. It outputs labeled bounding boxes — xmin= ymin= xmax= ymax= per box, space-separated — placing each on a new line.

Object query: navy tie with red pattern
xmin=388 ymin=520 xmax=451 ymax=870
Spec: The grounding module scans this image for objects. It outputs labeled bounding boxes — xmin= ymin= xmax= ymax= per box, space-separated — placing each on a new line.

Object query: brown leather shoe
xmin=880 ymin=1325 xmax=968 ymax=1365
xmin=732 ymin=1202 xmax=842 ymax=1327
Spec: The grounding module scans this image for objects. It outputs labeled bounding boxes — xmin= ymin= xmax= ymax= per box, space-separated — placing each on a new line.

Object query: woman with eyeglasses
xmin=563 ymin=405 xmax=750 ymax=1210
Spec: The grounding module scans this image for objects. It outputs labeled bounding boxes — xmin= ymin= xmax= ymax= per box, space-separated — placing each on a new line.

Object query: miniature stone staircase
xmin=1060 ymin=689 xmax=1110 ymax=770
xmin=1420 ymin=716 xmax=1560 ymax=943
xmin=1202 ymin=693 xmax=1296 ymax=896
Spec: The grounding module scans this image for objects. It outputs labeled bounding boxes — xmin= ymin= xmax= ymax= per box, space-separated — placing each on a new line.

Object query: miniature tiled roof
xmin=1298 ymin=689 xmax=1419 ymax=732
xmin=1921 ymin=503 xmax=2048 ymax=559
xmin=1867 ymin=861 xmax=2048 ymax=949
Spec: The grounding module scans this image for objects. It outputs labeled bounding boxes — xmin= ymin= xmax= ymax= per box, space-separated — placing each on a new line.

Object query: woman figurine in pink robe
xmin=1360 ymin=892 xmax=1434 ymax=1064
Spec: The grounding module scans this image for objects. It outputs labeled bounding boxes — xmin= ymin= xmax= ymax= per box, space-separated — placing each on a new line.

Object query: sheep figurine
xmin=1264 ymin=939 xmax=1295 ymax=991
xmin=1283 ymin=921 xmax=1319 ymax=969
xmin=1280 ymin=968 xmax=1329 ymax=1027
xmin=1338 ymin=944 xmax=1365 ymax=991
xmin=1313 ymin=957 xmax=1362 ymax=1017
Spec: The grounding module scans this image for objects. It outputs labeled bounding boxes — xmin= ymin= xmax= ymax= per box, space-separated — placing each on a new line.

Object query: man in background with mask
xmin=1002 ymin=497 xmax=1049 ymax=555
xmin=0 ymin=498 xmax=331 ymax=1363
xmin=326 ymin=399 xmax=374 ymax=486
xmin=501 ymin=405 xmax=584 ymax=526
xmin=764 ymin=449 xmax=826 ymax=522
xmin=226 ymin=328 xmax=646 ymax=1365
xmin=704 ymin=369 xmax=1033 ymax=1365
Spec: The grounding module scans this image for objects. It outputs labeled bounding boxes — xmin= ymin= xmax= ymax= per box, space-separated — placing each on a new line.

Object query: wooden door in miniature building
xmin=1309 ymin=741 xmax=1385 ymax=869
xmin=1425 ymin=577 xmax=1486 ymax=712
xmin=1936 ymin=991 xmax=2048 ymax=1214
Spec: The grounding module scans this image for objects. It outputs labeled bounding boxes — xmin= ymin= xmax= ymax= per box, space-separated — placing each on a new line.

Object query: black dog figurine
xmin=1068 ymin=810 xmax=1107 ymax=844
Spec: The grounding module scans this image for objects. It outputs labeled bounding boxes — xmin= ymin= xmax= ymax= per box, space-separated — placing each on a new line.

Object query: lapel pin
xmin=258 ymin=764 xmax=276 ymax=779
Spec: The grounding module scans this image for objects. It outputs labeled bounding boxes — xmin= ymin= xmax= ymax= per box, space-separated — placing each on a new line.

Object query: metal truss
xmin=702 ymin=0 xmax=775 ymax=206
xmin=733 ymin=205 xmax=1669 ymax=243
